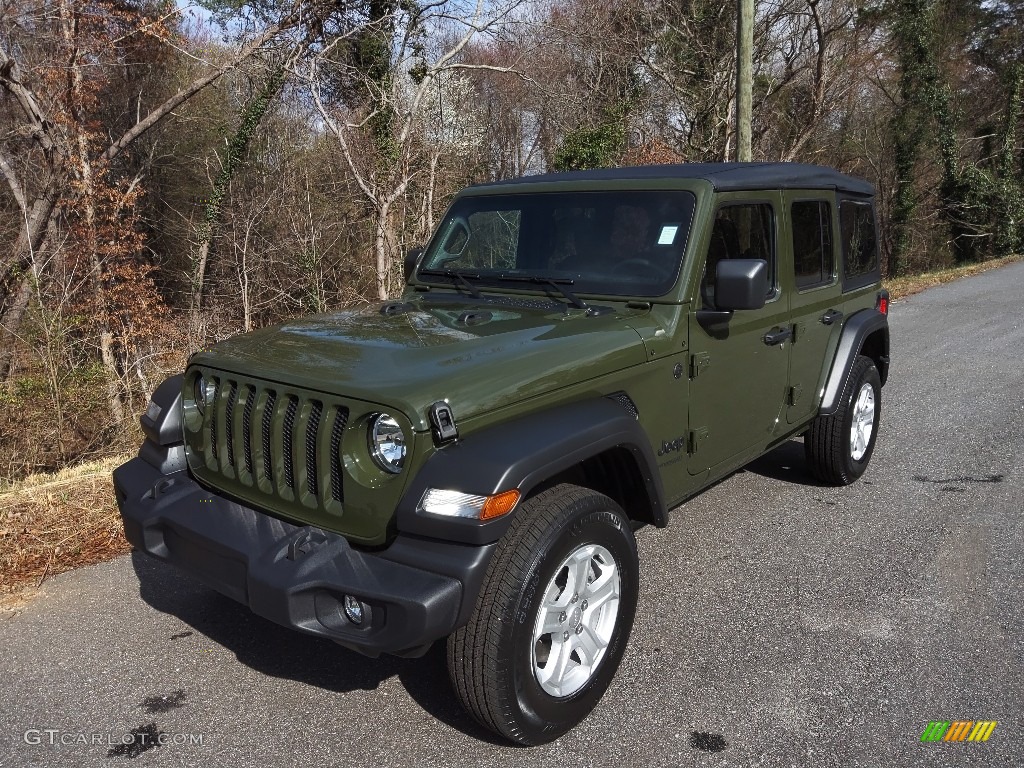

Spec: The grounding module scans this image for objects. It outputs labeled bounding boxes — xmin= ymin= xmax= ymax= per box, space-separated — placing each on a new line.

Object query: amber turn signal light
xmin=480 ymin=489 xmax=521 ymax=520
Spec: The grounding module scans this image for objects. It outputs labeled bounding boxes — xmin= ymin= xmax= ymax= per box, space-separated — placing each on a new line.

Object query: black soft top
xmin=474 ymin=162 xmax=874 ymax=196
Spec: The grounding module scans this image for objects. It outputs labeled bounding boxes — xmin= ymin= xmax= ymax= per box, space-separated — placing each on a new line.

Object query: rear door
xmin=783 ymin=192 xmax=844 ymax=425
xmin=686 ymin=193 xmax=791 ymax=474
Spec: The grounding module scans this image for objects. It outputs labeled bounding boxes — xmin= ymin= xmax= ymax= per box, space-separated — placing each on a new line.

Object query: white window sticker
xmin=658 ymin=225 xmax=679 ymax=246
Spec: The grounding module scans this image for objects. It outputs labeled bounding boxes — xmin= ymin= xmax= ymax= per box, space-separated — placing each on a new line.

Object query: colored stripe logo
xmin=920 ymin=721 xmax=997 ymax=742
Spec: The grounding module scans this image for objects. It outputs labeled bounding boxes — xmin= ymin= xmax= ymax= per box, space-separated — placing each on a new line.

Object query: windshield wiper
xmin=418 ymin=268 xmax=484 ymax=299
xmin=496 ymin=274 xmax=588 ymax=310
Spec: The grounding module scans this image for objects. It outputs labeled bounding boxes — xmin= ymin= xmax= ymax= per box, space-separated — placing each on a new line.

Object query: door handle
xmin=763 ymin=327 xmax=792 ymax=346
xmin=820 ymin=309 xmax=844 ymax=326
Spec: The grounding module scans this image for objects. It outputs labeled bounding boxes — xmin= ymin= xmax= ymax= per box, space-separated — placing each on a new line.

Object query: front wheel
xmin=447 ymin=484 xmax=639 ymax=745
xmin=805 ymin=354 xmax=881 ymax=485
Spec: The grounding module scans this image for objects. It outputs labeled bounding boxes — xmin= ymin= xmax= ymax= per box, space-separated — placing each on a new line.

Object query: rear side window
xmin=840 ymin=200 xmax=880 ymax=289
xmin=791 ymin=200 xmax=833 ymax=290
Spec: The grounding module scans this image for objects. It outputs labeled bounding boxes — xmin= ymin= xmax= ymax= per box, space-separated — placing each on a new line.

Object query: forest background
xmin=1 ymin=0 xmax=1022 ymax=483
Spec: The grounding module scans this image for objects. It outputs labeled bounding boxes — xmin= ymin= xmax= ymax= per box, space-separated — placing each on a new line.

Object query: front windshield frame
xmin=416 ymin=189 xmax=697 ymax=299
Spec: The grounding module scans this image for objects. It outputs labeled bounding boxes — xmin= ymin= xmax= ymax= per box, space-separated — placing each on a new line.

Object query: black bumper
xmin=114 ymin=456 xmax=493 ymax=657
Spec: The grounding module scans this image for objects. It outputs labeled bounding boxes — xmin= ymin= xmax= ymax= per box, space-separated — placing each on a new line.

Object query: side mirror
xmin=439 ymin=217 xmax=471 ymax=256
xmin=404 ymin=247 xmax=424 ymax=283
xmin=715 ymin=259 xmax=768 ymax=311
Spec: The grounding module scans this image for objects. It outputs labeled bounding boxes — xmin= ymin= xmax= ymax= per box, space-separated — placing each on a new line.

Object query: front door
xmin=687 ymin=196 xmax=791 ymax=474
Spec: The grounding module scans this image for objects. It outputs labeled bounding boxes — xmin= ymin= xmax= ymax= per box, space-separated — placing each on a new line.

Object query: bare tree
xmin=755 ymin=0 xmax=879 ymax=163
xmin=0 ymin=0 xmax=323 ymax=385
xmin=310 ymin=0 xmax=526 ymax=300
xmin=186 ymin=0 xmax=370 ymax=335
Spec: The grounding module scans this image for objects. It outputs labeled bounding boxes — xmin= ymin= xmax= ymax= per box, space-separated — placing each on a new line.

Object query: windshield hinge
xmin=429 ymin=401 xmax=459 ymax=444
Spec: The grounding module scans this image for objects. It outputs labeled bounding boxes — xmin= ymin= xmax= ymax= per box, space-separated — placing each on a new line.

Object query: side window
xmin=840 ymin=200 xmax=879 ymax=288
xmin=791 ymin=200 xmax=834 ymax=290
xmin=701 ymin=203 xmax=775 ymax=307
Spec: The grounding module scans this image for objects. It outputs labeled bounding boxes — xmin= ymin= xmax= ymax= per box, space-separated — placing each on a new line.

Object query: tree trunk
xmin=1 ymin=186 xmax=59 ymax=294
xmin=61 ymin=0 xmax=125 ymax=422
xmin=189 ymin=238 xmax=212 ymax=337
xmin=99 ymin=329 xmax=125 ymax=423
xmin=995 ymin=64 xmax=1023 ymax=257
xmin=888 ymin=0 xmax=932 ymax=277
xmin=190 ymin=66 xmax=287 ymax=331
xmin=426 ymin=152 xmax=440 ymax=236
xmin=0 ymin=276 xmax=32 ymax=382
xmin=375 ymin=200 xmax=393 ymax=301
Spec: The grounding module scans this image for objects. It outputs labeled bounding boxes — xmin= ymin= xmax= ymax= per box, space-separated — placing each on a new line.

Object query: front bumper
xmin=114 ymin=456 xmax=492 ymax=657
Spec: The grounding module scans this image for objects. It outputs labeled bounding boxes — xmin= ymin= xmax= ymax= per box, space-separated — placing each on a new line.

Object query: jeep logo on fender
xmin=658 ymin=436 xmax=687 ymax=456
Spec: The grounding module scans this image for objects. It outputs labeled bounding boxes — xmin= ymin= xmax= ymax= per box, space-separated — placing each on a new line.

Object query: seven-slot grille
xmin=197 ymin=374 xmax=349 ymax=507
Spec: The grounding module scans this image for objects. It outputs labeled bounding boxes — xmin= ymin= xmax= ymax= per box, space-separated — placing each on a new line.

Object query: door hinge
xmin=688 ymin=427 xmax=709 ymax=454
xmin=787 ymin=385 xmax=803 ymax=406
xmin=689 ymin=352 xmax=710 ymax=379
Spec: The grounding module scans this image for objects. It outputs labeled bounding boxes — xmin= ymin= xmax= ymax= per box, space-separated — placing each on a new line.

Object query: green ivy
xmin=552 ymin=124 xmax=625 ymax=172
xmin=995 ymin=64 xmax=1024 ymax=256
xmin=888 ymin=0 xmax=1022 ymax=268
xmin=203 ymin=65 xmax=287 ymax=228
xmin=888 ymin=0 xmax=938 ymax=275
xmin=552 ymin=104 xmax=630 ymax=172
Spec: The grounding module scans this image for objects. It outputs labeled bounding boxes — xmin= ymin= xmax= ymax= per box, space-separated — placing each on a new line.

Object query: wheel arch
xmin=860 ymin=327 xmax=889 ymax=386
xmin=530 ymin=445 xmax=665 ymax=529
xmin=395 ymin=397 xmax=667 ymax=546
xmin=819 ymin=309 xmax=889 ymax=417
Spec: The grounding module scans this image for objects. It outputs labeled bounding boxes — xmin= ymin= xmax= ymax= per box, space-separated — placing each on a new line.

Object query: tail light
xmin=876 ymin=290 xmax=889 ymax=316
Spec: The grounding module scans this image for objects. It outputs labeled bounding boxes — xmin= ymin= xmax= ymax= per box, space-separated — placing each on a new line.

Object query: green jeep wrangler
xmin=115 ymin=162 xmax=890 ymax=745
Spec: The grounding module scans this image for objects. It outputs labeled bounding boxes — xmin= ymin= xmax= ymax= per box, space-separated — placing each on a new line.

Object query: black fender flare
xmin=819 ymin=309 xmax=889 ymax=416
xmin=141 ymin=374 xmax=184 ymax=445
xmin=138 ymin=374 xmax=186 ymax=474
xmin=395 ymin=397 xmax=667 ymax=545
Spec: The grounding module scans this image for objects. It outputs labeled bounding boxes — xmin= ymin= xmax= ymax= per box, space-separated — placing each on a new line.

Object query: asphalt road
xmin=2 ymin=263 xmax=1022 ymax=768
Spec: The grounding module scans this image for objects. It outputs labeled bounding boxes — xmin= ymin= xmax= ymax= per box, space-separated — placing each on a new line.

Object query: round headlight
xmin=193 ymin=373 xmax=206 ymax=415
xmin=368 ymin=413 xmax=406 ymax=473
xmin=193 ymin=373 xmax=215 ymax=415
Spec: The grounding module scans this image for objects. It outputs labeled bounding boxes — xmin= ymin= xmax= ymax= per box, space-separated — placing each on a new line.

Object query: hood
xmin=191 ymin=297 xmax=648 ymax=431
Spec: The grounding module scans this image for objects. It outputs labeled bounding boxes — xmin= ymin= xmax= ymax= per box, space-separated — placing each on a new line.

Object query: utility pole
xmin=736 ymin=0 xmax=754 ymax=162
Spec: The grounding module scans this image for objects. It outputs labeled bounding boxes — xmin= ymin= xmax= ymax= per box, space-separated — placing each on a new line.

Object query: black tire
xmin=447 ymin=484 xmax=639 ymax=745
xmin=805 ymin=354 xmax=881 ymax=485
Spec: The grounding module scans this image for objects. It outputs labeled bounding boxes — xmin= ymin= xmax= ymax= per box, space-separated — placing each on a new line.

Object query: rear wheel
xmin=805 ymin=355 xmax=881 ymax=485
xmin=447 ymin=484 xmax=639 ymax=745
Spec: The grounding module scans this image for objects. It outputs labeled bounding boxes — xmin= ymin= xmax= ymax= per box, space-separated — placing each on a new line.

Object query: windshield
xmin=418 ymin=190 xmax=696 ymax=297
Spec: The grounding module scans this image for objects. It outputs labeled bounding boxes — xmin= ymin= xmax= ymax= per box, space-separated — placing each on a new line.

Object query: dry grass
xmin=886 ymin=255 xmax=1022 ymax=300
xmin=0 ymin=454 xmax=132 ymax=608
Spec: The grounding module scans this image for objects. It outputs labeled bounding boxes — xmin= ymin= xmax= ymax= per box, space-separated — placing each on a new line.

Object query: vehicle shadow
xmin=741 ymin=438 xmax=820 ymax=486
xmin=130 ymin=552 xmax=509 ymax=745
